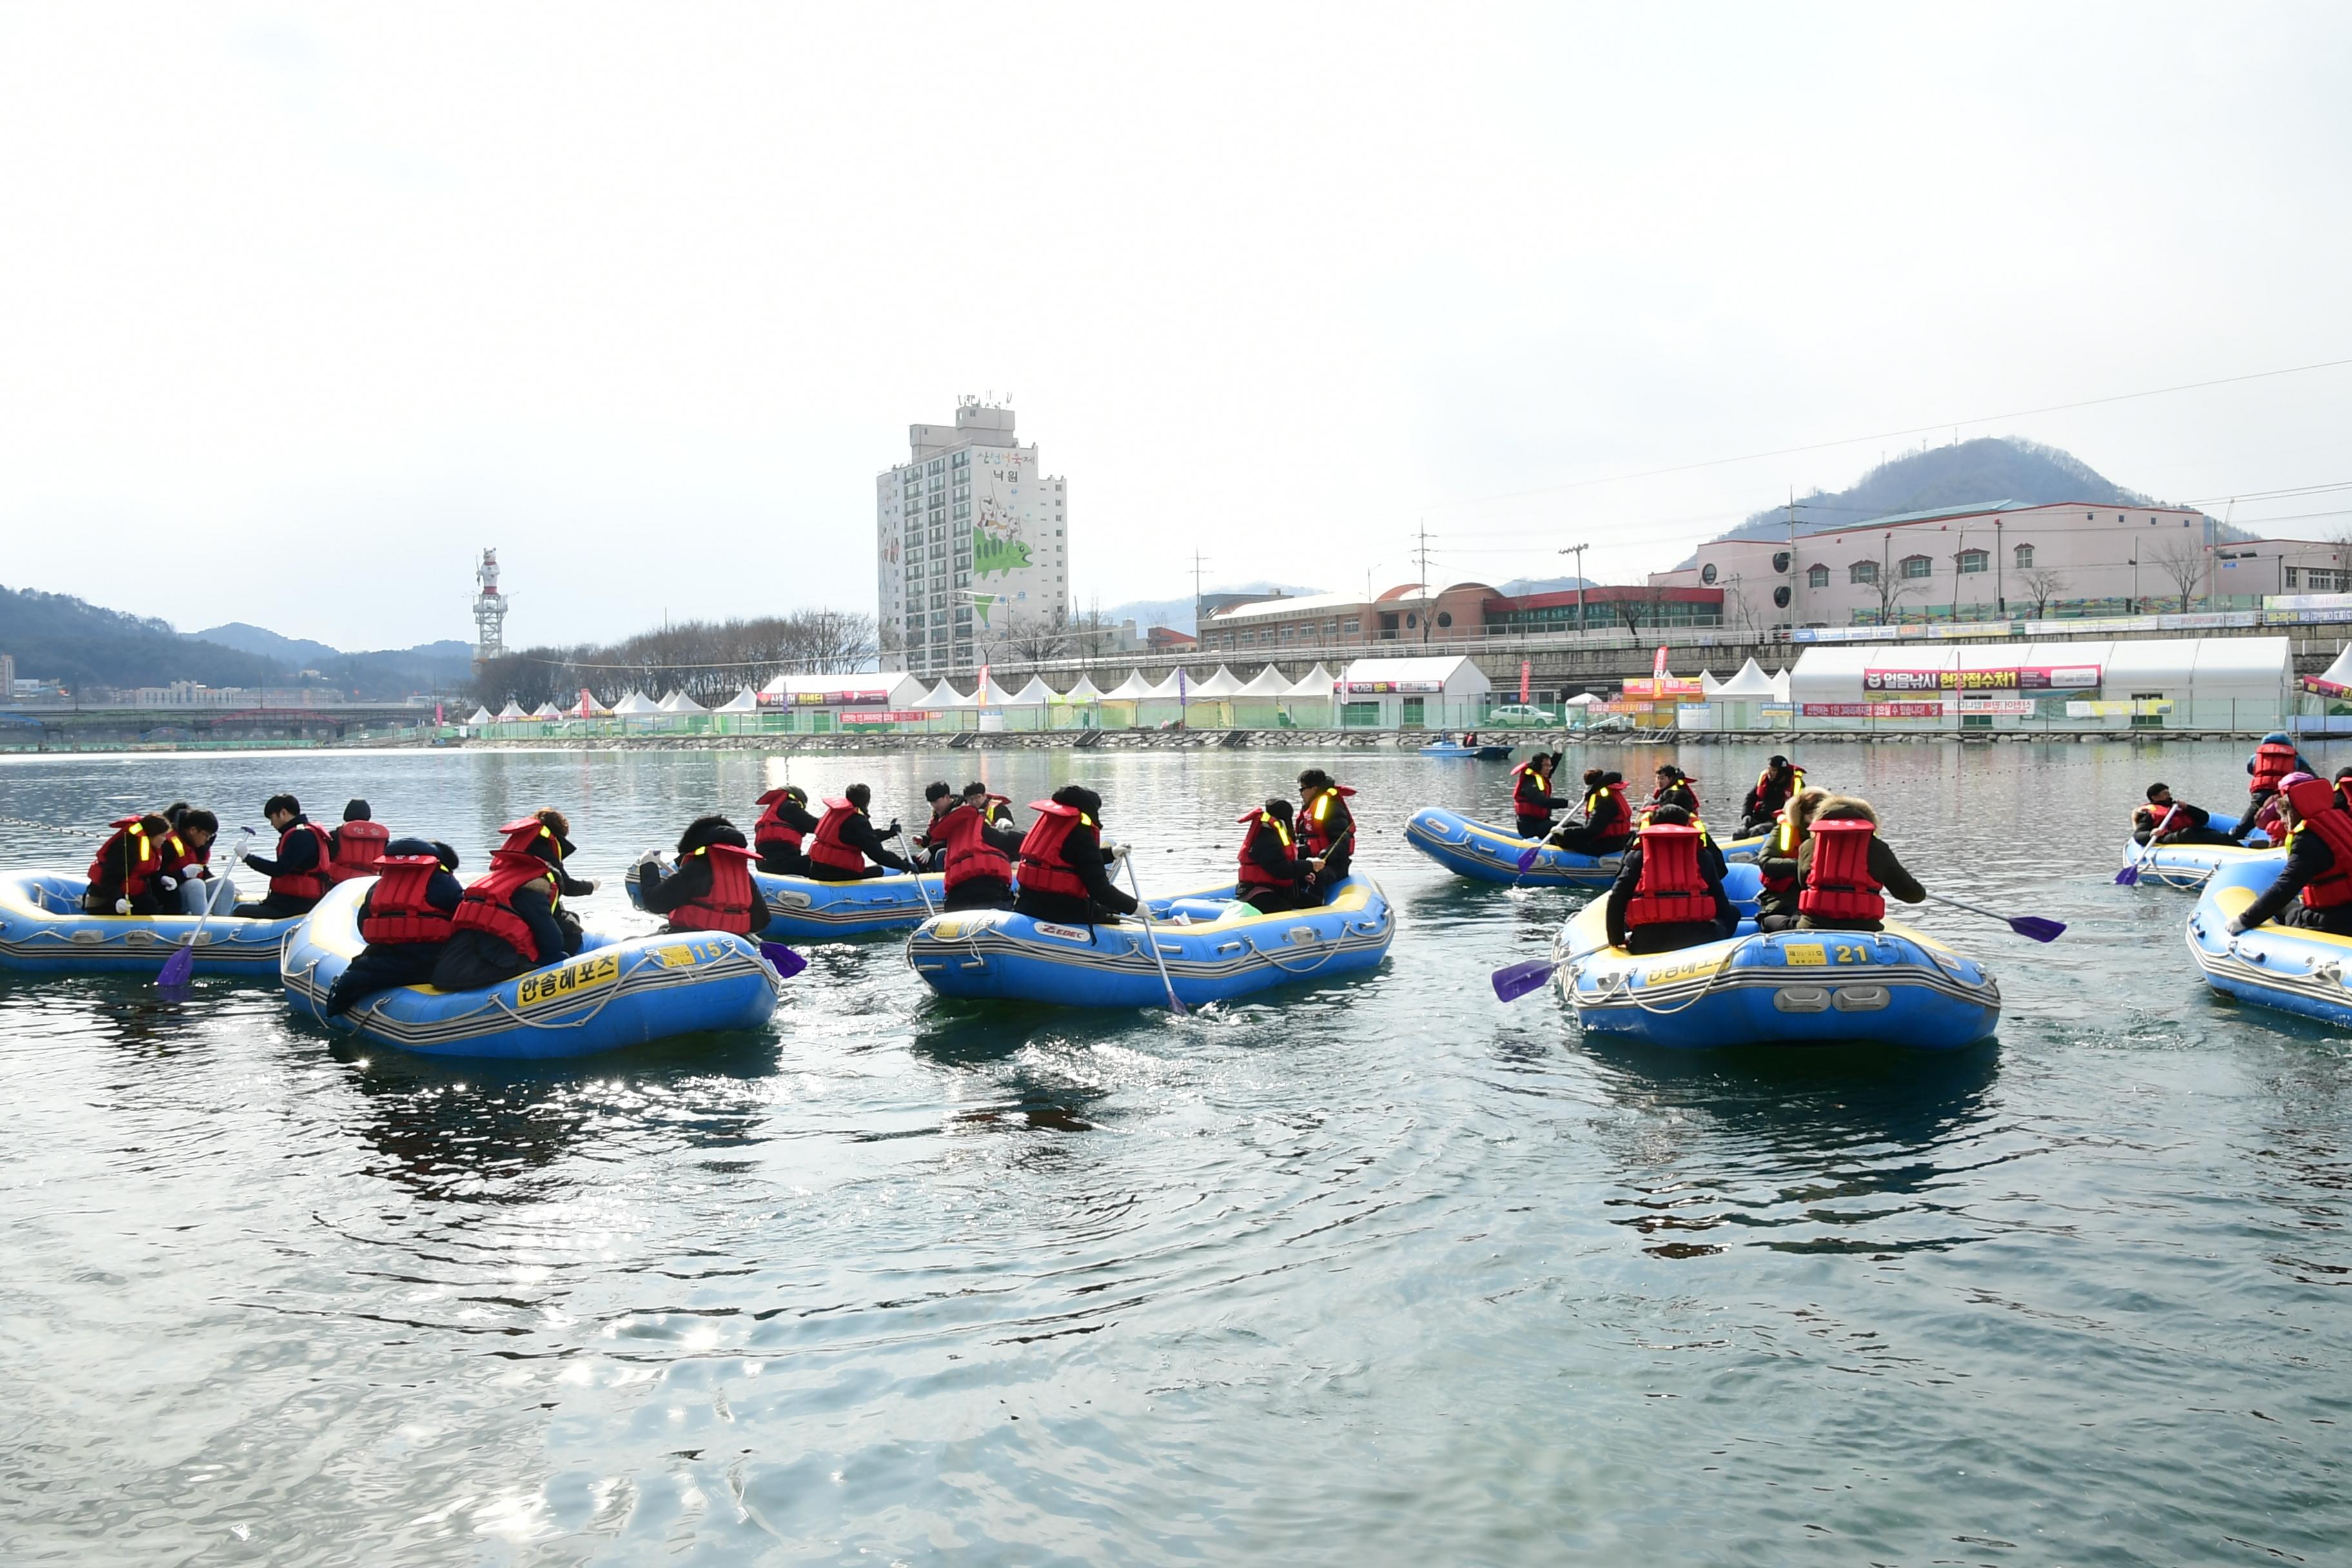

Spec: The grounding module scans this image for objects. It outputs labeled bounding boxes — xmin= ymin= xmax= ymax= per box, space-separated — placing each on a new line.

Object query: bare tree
xmin=1861 ymin=564 xmax=1916 ymax=627
xmin=2019 ymin=567 xmax=2070 ymax=619
xmin=473 ymin=609 xmax=879 ymax=705
xmin=1609 ymin=583 xmax=1671 ymax=636
xmin=2147 ymin=536 xmax=2206 ymax=612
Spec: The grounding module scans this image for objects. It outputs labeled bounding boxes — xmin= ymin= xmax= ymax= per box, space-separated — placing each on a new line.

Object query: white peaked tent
xmin=1712 ymin=658 xmax=1779 ymax=700
xmin=923 ymin=678 xmax=963 ymax=707
xmin=1232 ymin=664 xmax=1293 ymax=726
xmin=1144 ymin=671 xmax=1188 ymax=701
xmin=2318 ymin=645 xmax=2352 ymax=689
xmin=658 ymin=689 xmax=709 ymax=714
xmin=970 ymin=674 xmax=1022 ymax=706
xmin=1010 ymin=676 xmax=1055 ymax=705
xmin=531 ymin=701 xmax=564 ymax=720
xmin=1063 ymin=673 xmax=1106 ymax=702
xmin=1238 ymin=665 xmax=1295 ymax=700
xmin=1284 ymin=663 xmax=1337 ymax=699
xmin=1103 ymin=670 xmax=1157 ymax=701
xmin=611 ymin=691 xmax=663 ymax=716
xmin=1769 ymin=667 xmax=1792 ymax=701
xmin=495 ymin=700 xmax=529 ymax=721
xmin=1699 ymin=669 xmax=1722 ymax=696
xmin=1190 ymin=666 xmax=1246 ymax=698
xmin=714 ymin=687 xmax=761 ymax=712
xmin=465 ymin=705 xmax=494 ymax=727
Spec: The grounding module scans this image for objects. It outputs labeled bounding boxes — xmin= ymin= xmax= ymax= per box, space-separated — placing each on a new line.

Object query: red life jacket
xmin=936 ymin=802 xmax=1012 ymax=890
xmin=1511 ymin=764 xmax=1553 ymax=813
xmin=1300 ymin=785 xmax=1356 ymax=856
xmin=1798 ymin=818 xmax=1884 ymax=922
xmin=358 ymin=855 xmax=456 ymax=945
xmin=807 ymin=798 xmax=868 ymax=875
xmin=1584 ymin=782 xmax=1631 ymax=839
xmin=2286 ymin=778 xmax=2352 ymax=910
xmin=754 ymin=789 xmax=805 ymax=854
xmin=268 ymin=819 xmax=335 ymax=901
xmin=1237 ymin=809 xmax=1297 ymax=890
xmin=2251 ymin=740 xmax=2301 ymax=795
xmin=1016 ymin=800 xmax=1093 ymax=899
xmin=326 ymin=819 xmax=391 ymax=884
xmin=157 ymin=832 xmax=210 ymax=881
xmin=1759 ymin=812 xmax=1801 ymax=895
xmin=86 ymin=818 xmax=164 ymax=898
xmin=1625 ymin=823 xmax=1712 ymax=928
xmin=666 ymin=843 xmax=759 ymax=934
xmin=449 ymin=848 xmax=560 ymax=961
xmin=1754 ymin=765 xmax=1804 ymax=807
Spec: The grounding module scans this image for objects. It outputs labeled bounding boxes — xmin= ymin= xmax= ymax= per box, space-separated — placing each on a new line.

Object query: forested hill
xmin=0 ymin=585 xmax=475 ymax=698
xmin=0 ymin=586 xmax=285 ymax=691
xmin=1720 ymin=436 xmax=2174 ymax=542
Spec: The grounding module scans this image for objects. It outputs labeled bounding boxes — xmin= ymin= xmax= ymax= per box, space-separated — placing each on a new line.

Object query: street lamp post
xmin=1558 ymin=542 xmax=1589 ymax=634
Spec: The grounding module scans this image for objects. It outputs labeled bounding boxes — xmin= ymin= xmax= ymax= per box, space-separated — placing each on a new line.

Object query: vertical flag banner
xmin=1519 ymin=660 xmax=1532 ymax=703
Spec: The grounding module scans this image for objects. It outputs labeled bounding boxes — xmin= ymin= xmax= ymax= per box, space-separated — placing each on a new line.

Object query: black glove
xmin=885 ymin=820 xmax=902 ymax=838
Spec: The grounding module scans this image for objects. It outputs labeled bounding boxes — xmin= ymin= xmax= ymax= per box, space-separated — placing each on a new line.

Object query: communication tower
xmin=472 ymin=549 xmax=509 ymax=671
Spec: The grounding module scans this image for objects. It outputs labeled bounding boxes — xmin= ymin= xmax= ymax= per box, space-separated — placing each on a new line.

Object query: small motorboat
xmin=2186 ymin=854 xmax=2352 ymax=1029
xmin=282 ymin=879 xmax=782 ymax=1059
xmin=1419 ymin=738 xmax=1514 ymax=760
xmin=2117 ymin=810 xmax=2275 ymax=890
xmin=0 ymin=868 xmax=301 ymax=977
xmin=907 ymin=874 xmax=1395 ymax=1008
xmin=1549 ymin=865 xmax=2001 ymax=1050
xmin=623 ymin=857 xmax=945 ymax=940
xmin=1404 ymin=805 xmax=1767 ymax=888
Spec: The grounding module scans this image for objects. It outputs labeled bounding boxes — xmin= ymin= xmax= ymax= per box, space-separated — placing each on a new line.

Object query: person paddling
xmin=1297 ymin=768 xmax=1357 ymax=901
xmin=2133 ymin=783 xmax=2235 ymax=848
xmin=752 ymin=784 xmax=818 ymax=876
xmin=1236 ymin=798 xmax=1318 ymax=913
xmin=325 ymin=839 xmax=463 ymax=1015
xmin=1510 ymin=752 xmax=1570 ymax=839
xmin=1792 ymin=796 xmax=1925 ymax=934
xmin=934 ymin=783 xmax=1025 ymax=912
xmin=1740 ymin=756 xmax=1807 ymax=836
xmin=430 ymin=814 xmax=583 ymax=990
xmin=2228 ymin=776 xmax=2352 ymax=937
xmin=83 ymin=812 xmax=173 ymax=915
xmin=805 ymin=785 xmax=912 ymax=881
xmin=1603 ymin=803 xmax=1736 ymax=954
xmin=235 ymin=794 xmax=332 ymax=918
xmin=1549 ymin=769 xmax=1633 ymax=857
xmin=1012 ymin=786 xmax=1136 ymax=926
xmin=638 ymin=816 xmax=769 ymax=937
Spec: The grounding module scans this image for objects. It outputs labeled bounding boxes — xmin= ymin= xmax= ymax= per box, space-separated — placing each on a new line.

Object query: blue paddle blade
xmin=156 ymin=941 xmax=196 ymax=989
xmin=1491 ymin=958 xmax=1557 ymax=1002
xmin=2113 ymin=864 xmax=2142 ymax=886
xmin=1516 ymin=845 xmax=1543 ymax=872
xmin=758 ymin=942 xmax=808 ymax=978
xmin=2011 ymin=916 xmax=2066 ymax=943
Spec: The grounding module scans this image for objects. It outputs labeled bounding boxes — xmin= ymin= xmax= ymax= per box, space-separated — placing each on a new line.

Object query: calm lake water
xmin=2 ymin=740 xmax=2346 ymax=1565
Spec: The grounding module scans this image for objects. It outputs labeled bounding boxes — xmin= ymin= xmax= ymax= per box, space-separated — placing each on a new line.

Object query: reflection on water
xmin=0 ymin=741 xmax=2348 ymax=1563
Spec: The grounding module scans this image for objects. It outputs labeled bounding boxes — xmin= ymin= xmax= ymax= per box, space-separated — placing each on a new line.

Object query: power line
xmin=1409 ymin=354 xmax=2352 ymax=516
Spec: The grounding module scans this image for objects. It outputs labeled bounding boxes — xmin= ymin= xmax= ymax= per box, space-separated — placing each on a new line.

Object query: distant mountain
xmin=1 ymin=586 xmax=286 ymax=692
xmin=1101 ymin=582 xmax=1324 ymax=636
xmin=193 ymin=622 xmax=342 ymax=667
xmin=1495 ymin=576 xmax=1594 ymax=597
xmin=1718 ymin=436 xmax=2175 ymax=545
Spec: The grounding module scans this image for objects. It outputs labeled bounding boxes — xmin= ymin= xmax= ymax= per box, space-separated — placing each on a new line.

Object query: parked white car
xmin=1486 ymin=704 xmax=1558 ymax=727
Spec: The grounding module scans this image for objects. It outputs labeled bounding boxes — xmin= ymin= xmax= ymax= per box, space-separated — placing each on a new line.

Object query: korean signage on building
xmin=1861 ymin=665 xmax=2101 ymax=693
xmin=1345 ymin=679 xmax=1444 ymax=694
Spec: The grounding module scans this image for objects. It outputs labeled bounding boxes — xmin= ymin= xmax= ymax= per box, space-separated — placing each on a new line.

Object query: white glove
xmin=157 ymin=876 xmax=178 ymax=892
xmin=1109 ymin=843 xmax=1131 ymax=863
xmin=2225 ymin=917 xmax=2246 ymax=936
xmin=636 ymin=848 xmax=664 ymax=869
xmin=115 ymin=897 xmax=132 ymax=914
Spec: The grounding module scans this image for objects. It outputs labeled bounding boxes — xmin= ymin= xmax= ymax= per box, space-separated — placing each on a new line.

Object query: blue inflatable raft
xmin=623 ymin=857 xmax=945 ymax=940
xmin=1420 ymin=740 xmax=1514 ymax=760
xmin=907 ymin=874 xmax=1395 ymax=1008
xmin=0 ymin=869 xmax=301 ymax=977
xmin=1549 ymin=865 xmax=2001 ymax=1050
xmin=2186 ymin=855 xmax=2352 ymax=1030
xmin=1405 ymin=805 xmax=1767 ymax=888
xmin=281 ymin=879 xmax=782 ymax=1059
xmin=2117 ymin=810 xmax=2275 ymax=890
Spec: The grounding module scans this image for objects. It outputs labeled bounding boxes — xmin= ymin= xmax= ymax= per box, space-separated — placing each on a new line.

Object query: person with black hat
xmin=429 ymin=813 xmax=584 ymax=990
xmin=325 ymin=839 xmax=465 ymax=1015
xmin=1740 ymin=756 xmax=1807 ymax=836
xmin=1648 ymin=765 xmax=1700 ymax=819
xmin=637 ymin=816 xmax=770 ymax=937
xmin=325 ymin=799 xmax=392 ymax=884
xmin=1549 ymin=769 xmax=1633 ymax=857
xmin=752 ymin=783 xmax=818 ymax=875
xmin=1013 ymin=785 xmax=1137 ymax=925
xmin=805 ymin=784 xmax=914 ymax=881
xmin=910 ymin=780 xmax=956 ymax=872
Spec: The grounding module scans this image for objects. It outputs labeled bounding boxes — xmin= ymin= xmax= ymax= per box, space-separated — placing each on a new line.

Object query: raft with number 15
xmin=280 ymin=879 xmax=783 ymax=1059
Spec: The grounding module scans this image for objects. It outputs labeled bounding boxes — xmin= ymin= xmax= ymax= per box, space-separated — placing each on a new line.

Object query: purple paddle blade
xmin=2113 ymin=863 xmax=2143 ymax=886
xmin=156 ymin=941 xmax=196 ymax=989
xmin=2010 ymin=916 xmax=2066 ymax=943
xmin=1490 ymin=958 xmax=1557 ymax=1003
xmin=1515 ymin=845 xmax=1544 ymax=873
xmin=758 ymin=942 xmax=808 ymax=978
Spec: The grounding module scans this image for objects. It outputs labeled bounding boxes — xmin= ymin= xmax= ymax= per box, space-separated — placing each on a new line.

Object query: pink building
xmin=1649 ymin=500 xmax=2349 ymax=629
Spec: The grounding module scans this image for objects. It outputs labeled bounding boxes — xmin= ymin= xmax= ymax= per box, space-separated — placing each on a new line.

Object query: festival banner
xmin=1801 ymin=702 xmax=1949 ymax=719
xmin=839 ymin=710 xmax=937 ymax=725
xmin=1863 ymin=665 xmax=2100 ymax=693
xmin=1620 ymin=676 xmax=1705 ymax=699
xmin=760 ymin=688 xmax=895 ymax=707
xmin=1346 ymin=678 xmax=1444 ymax=694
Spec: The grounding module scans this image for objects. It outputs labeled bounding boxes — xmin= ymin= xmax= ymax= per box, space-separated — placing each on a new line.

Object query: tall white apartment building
xmin=876 ymin=400 xmax=1070 ymax=677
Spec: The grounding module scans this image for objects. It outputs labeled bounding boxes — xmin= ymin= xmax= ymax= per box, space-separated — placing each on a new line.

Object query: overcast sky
xmin=3 ymin=3 xmax=2348 ymax=651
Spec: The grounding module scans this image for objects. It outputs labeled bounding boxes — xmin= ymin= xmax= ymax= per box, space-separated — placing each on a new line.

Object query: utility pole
xmin=1190 ymin=551 xmax=1210 ymax=639
xmin=1558 ymin=542 xmax=1589 ymax=634
xmin=1785 ymin=490 xmax=1799 ymax=631
xmin=1414 ymin=521 xmax=1435 ymax=644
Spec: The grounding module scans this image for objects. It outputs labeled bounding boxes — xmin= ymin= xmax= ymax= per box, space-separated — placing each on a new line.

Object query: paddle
xmin=1491 ymin=957 xmax=1557 ymax=1002
xmin=157 ymin=828 xmax=252 ymax=990
xmin=758 ymin=942 xmax=808 ymax=979
xmin=1122 ymin=855 xmax=1188 ymax=1016
xmin=1922 ymin=891 xmax=2066 ymax=943
xmin=2115 ymin=805 xmax=2179 ymax=886
xmin=895 ymin=828 xmax=939 ymax=917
